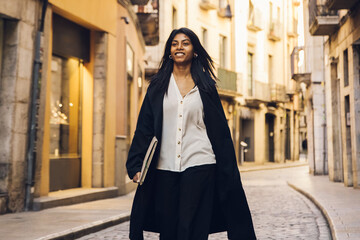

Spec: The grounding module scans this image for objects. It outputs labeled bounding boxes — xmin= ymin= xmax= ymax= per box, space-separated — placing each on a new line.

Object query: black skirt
xmin=154 ymin=164 xmax=216 ymax=240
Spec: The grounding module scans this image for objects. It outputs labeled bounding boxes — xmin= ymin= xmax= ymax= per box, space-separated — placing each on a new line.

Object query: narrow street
xmin=77 ymin=166 xmax=331 ymax=240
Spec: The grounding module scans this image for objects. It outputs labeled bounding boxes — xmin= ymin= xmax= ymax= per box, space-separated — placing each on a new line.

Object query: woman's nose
xmin=177 ymin=44 xmax=184 ymax=50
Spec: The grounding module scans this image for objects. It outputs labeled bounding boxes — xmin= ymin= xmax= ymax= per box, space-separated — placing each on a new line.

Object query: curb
xmin=287 ymin=182 xmax=336 ymax=240
xmin=36 ymin=211 xmax=131 ymax=240
xmin=239 ymin=162 xmax=308 ymax=172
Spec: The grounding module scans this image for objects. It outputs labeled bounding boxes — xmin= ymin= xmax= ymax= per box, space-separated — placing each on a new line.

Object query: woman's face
xmin=170 ymin=33 xmax=195 ymax=65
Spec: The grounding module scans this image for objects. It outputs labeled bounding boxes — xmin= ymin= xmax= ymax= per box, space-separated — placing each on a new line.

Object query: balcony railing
xmin=270 ymin=84 xmax=287 ymax=102
xmin=268 ymin=21 xmax=282 ymax=41
xmin=130 ymin=0 xmax=149 ymax=4
xmin=326 ymin=0 xmax=359 ymax=10
xmin=217 ymin=68 xmax=237 ymax=92
xmin=247 ymin=8 xmax=263 ymax=31
xmin=309 ymin=0 xmax=339 ymax=35
xmin=287 ymin=18 xmax=298 ymax=37
xmin=253 ymin=81 xmax=270 ymax=102
xmin=199 ymin=0 xmax=218 ymax=10
xmin=291 ymin=46 xmax=311 ymax=86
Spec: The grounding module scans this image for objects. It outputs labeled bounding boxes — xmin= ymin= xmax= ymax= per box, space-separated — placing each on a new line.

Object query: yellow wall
xmin=40 ymin=0 xmax=118 ymax=194
xmin=116 ymin=5 xmax=145 ymax=136
xmin=104 ymin=34 xmax=117 ymax=187
xmin=81 ymin=31 xmax=95 ymax=188
xmin=40 ymin=13 xmax=53 ymax=195
xmin=49 ymin=0 xmax=117 ymax=35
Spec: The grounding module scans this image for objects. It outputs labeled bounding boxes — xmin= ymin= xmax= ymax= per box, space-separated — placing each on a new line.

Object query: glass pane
xmin=50 ymin=55 xmax=81 ymax=158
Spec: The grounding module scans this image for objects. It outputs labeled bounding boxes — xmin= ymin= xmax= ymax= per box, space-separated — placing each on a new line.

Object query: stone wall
xmin=92 ymin=32 xmax=108 ymax=188
xmin=0 ymin=0 xmax=38 ymax=212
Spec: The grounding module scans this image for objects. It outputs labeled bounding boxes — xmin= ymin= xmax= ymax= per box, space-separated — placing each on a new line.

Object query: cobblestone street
xmin=77 ymin=167 xmax=331 ymax=240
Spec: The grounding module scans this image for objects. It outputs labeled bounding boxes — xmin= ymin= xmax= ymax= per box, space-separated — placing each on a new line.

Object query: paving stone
xmin=77 ymin=168 xmax=331 ymax=240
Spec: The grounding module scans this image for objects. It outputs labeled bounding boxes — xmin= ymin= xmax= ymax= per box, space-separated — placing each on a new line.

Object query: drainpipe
xmin=25 ymin=0 xmax=48 ymax=211
xmin=322 ymin=36 xmax=327 ymax=175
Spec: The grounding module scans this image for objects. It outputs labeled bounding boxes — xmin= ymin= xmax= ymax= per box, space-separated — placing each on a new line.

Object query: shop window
xmin=49 ymin=56 xmax=82 ymax=158
xmin=49 ymin=56 xmax=82 ymax=191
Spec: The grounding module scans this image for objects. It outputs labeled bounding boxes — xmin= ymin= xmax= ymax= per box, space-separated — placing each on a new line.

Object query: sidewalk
xmin=0 ymin=161 xmax=359 ymax=240
xmin=288 ymin=175 xmax=360 ymax=240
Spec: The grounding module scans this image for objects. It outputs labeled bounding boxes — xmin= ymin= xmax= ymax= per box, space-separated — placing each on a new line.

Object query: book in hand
xmin=138 ymin=136 xmax=158 ymax=185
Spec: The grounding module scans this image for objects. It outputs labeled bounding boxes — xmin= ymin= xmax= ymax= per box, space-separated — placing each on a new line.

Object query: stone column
xmin=92 ymin=32 xmax=108 ymax=188
xmin=0 ymin=0 xmax=37 ymax=212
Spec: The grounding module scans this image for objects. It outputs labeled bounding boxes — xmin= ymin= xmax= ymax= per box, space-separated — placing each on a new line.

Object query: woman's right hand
xmin=132 ymin=172 xmax=141 ymax=183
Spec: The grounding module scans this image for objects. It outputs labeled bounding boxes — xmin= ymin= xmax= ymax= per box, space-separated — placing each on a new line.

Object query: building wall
xmin=234 ymin=0 xmax=301 ymax=163
xmin=115 ymin=3 xmax=146 ymax=195
xmin=0 ymin=0 xmax=39 ymax=213
xmin=0 ymin=0 xmax=144 ymax=213
xmin=325 ymin=3 xmax=360 ymax=187
xmin=303 ymin=0 xmax=327 ymax=174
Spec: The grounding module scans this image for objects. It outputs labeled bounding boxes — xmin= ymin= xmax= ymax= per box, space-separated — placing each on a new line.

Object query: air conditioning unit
xmin=199 ymin=0 xmax=217 ymax=10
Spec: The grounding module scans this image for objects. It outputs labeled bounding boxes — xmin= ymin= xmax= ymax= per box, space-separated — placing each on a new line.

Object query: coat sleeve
xmin=126 ymin=91 xmax=155 ymax=179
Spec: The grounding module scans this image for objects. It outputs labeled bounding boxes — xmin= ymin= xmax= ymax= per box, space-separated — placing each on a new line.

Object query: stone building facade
xmin=0 ymin=0 xmax=146 ymax=213
xmin=139 ymin=0 xmax=304 ymax=164
xmin=304 ymin=0 xmax=360 ymax=187
xmin=0 ymin=0 xmax=40 ymax=213
xmin=233 ymin=0 xmax=303 ymax=164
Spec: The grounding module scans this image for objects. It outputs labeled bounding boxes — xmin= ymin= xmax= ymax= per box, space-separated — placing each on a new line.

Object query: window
xmin=277 ymin=6 xmax=281 ymax=22
xmin=219 ymin=0 xmax=227 ymax=9
xmin=49 ymin=56 xmax=82 ymax=158
xmin=172 ymin=7 xmax=177 ymax=29
xmin=202 ymin=27 xmax=208 ymax=49
xmin=126 ymin=43 xmax=135 ymax=137
xmin=248 ymin=0 xmax=254 ymax=25
xmin=344 ymin=49 xmax=349 ymax=87
xmin=219 ymin=35 xmax=227 ymax=68
xmin=268 ymin=55 xmax=273 ymax=85
xmin=137 ymin=66 xmax=143 ymax=111
xmin=248 ymin=52 xmax=253 ymax=96
xmin=269 ymin=2 xmax=273 ymax=24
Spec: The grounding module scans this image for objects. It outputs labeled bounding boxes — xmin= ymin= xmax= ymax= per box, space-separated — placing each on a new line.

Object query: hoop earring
xmin=194 ymin=53 xmax=198 ymax=58
xmin=169 ymin=54 xmax=173 ymax=59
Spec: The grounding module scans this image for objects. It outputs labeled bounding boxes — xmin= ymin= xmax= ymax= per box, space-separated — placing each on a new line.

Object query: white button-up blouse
xmin=157 ymin=74 xmax=216 ymax=172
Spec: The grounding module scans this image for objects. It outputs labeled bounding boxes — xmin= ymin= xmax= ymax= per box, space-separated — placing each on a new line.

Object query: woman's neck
xmin=173 ymin=64 xmax=191 ymax=80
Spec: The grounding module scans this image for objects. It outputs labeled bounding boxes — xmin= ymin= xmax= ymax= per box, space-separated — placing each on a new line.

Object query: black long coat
xmin=126 ymin=80 xmax=256 ymax=240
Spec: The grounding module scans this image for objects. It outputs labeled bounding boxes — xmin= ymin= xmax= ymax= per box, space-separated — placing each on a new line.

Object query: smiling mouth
xmin=175 ymin=52 xmax=185 ymax=56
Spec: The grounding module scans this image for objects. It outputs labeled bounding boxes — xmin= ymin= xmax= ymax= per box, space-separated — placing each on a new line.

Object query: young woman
xmin=126 ymin=28 xmax=256 ymax=240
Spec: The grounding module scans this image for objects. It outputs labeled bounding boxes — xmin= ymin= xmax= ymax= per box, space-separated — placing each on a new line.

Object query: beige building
xmin=135 ymin=0 xmax=304 ymax=165
xmin=136 ymin=0 xmax=242 ymax=158
xmin=301 ymin=0 xmax=328 ymax=175
xmin=305 ymin=0 xmax=360 ymax=187
xmin=234 ymin=0 xmax=303 ymax=164
xmin=0 ymin=0 xmax=145 ymax=213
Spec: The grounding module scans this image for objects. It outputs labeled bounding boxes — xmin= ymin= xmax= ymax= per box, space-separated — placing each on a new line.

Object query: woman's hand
xmin=132 ymin=172 xmax=141 ymax=183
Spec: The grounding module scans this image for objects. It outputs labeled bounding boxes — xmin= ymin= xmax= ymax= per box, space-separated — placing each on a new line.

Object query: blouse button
xmin=180 ymin=101 xmax=183 ymax=104
xmin=178 ymin=141 xmax=181 ymax=144
xmin=178 ymin=128 xmax=181 ymax=131
xmin=177 ymin=155 xmax=181 ymax=158
xmin=179 ymin=114 xmax=182 ymax=118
